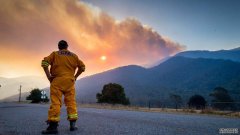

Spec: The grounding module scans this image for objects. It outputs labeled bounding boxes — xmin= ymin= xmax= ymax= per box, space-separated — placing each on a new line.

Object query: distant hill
xmin=144 ymin=56 xmax=171 ymax=68
xmin=0 ymin=76 xmax=49 ymax=101
xmin=231 ymin=47 xmax=240 ymax=50
xmin=149 ymin=57 xmax=240 ymax=100
xmin=3 ymin=48 xmax=240 ymax=107
xmin=75 ymin=65 xmax=151 ymax=104
xmin=176 ymin=48 xmax=240 ymax=62
xmin=75 ymin=56 xmax=240 ymax=106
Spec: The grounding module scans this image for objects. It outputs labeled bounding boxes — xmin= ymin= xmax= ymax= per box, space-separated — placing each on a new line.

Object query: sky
xmin=0 ymin=0 xmax=239 ymax=78
xmin=83 ymin=0 xmax=240 ymax=50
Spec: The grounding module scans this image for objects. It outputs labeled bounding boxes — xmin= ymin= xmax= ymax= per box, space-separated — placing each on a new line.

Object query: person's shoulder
xmin=45 ymin=51 xmax=57 ymax=57
xmin=69 ymin=51 xmax=78 ymax=57
xmin=51 ymin=51 xmax=58 ymax=54
xmin=50 ymin=51 xmax=59 ymax=56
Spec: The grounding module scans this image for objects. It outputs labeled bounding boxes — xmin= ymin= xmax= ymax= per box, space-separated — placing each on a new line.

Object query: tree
xmin=169 ymin=94 xmax=182 ymax=110
xmin=209 ymin=87 xmax=234 ymax=110
xmin=96 ymin=83 xmax=130 ymax=105
xmin=188 ymin=95 xmax=206 ymax=109
xmin=26 ymin=88 xmax=49 ymax=103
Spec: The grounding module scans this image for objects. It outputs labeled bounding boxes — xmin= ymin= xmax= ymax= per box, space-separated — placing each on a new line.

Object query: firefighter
xmin=41 ymin=40 xmax=85 ymax=134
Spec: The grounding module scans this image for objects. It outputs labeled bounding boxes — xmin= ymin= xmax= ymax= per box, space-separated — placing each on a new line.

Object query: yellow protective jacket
xmin=42 ymin=49 xmax=85 ymax=79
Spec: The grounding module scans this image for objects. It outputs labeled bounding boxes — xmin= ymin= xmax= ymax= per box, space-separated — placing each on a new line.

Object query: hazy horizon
xmin=0 ymin=46 xmax=239 ymax=79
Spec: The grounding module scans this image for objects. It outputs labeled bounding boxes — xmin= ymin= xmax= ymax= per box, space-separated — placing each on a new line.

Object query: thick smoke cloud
xmin=0 ymin=0 xmax=184 ymax=77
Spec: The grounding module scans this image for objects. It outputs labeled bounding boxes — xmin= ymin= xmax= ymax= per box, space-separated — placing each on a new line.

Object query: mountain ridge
xmin=75 ymin=55 xmax=240 ymax=106
xmin=2 ymin=48 xmax=240 ymax=107
xmin=176 ymin=48 xmax=240 ymax=62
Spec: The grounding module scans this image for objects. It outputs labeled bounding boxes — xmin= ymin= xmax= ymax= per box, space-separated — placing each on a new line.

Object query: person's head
xmin=58 ymin=40 xmax=68 ymax=50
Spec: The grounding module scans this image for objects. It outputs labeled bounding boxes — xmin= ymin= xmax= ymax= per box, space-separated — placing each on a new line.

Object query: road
xmin=0 ymin=103 xmax=239 ymax=135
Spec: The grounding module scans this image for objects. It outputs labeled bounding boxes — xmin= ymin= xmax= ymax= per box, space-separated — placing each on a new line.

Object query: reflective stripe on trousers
xmin=48 ymin=116 xmax=60 ymax=122
xmin=68 ymin=114 xmax=78 ymax=120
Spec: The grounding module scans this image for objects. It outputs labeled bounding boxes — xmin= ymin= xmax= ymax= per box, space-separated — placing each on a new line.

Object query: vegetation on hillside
xmin=210 ymin=87 xmax=235 ymax=110
xmin=169 ymin=94 xmax=182 ymax=110
xmin=96 ymin=83 xmax=130 ymax=105
xmin=188 ymin=95 xmax=206 ymax=109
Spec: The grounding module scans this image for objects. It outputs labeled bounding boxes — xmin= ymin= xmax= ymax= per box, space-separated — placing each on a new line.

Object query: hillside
xmin=149 ymin=57 xmax=240 ymax=99
xmin=176 ymin=48 xmax=240 ymax=62
xmin=231 ymin=47 xmax=240 ymax=51
xmin=2 ymin=49 xmax=240 ymax=107
xmin=75 ymin=65 xmax=151 ymax=104
xmin=75 ymin=56 xmax=240 ymax=106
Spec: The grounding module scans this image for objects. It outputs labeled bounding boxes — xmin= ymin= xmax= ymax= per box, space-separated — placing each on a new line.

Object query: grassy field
xmin=78 ymin=103 xmax=240 ymax=118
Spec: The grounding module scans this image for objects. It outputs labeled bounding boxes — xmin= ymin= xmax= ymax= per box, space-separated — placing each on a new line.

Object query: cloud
xmin=0 ymin=0 xmax=185 ymax=77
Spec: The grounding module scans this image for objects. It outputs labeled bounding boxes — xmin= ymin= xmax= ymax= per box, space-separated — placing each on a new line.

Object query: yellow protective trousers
xmin=48 ymin=77 xmax=78 ymax=122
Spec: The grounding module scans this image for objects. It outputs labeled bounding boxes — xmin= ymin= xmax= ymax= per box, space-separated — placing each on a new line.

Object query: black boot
xmin=42 ymin=121 xmax=58 ymax=134
xmin=70 ymin=120 xmax=78 ymax=131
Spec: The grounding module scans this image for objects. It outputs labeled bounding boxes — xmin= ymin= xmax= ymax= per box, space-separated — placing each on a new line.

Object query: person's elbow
xmin=41 ymin=60 xmax=50 ymax=68
xmin=78 ymin=65 xmax=85 ymax=72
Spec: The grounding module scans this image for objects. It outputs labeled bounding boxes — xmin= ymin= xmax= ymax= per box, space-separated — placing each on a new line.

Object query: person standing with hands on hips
xmin=41 ymin=40 xmax=85 ymax=134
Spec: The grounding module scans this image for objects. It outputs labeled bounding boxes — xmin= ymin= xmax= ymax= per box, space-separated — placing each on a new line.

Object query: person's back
xmin=45 ymin=49 xmax=84 ymax=78
xmin=41 ymin=40 xmax=85 ymax=134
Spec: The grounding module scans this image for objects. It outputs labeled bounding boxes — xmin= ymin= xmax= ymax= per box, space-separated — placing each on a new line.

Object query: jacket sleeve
xmin=41 ymin=52 xmax=55 ymax=67
xmin=76 ymin=56 xmax=85 ymax=72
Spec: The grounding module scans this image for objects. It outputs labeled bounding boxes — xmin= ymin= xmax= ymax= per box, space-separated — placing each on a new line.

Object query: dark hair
xmin=58 ymin=40 xmax=68 ymax=50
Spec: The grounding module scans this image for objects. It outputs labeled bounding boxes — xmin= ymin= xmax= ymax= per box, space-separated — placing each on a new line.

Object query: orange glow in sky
xmin=0 ymin=0 xmax=184 ymax=78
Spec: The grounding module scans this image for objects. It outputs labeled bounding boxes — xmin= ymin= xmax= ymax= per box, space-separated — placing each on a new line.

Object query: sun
xmin=100 ymin=55 xmax=107 ymax=61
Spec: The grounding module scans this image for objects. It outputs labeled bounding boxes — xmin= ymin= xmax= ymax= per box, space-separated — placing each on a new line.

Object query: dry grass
xmin=78 ymin=103 xmax=240 ymax=118
xmin=10 ymin=101 xmax=239 ymax=118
